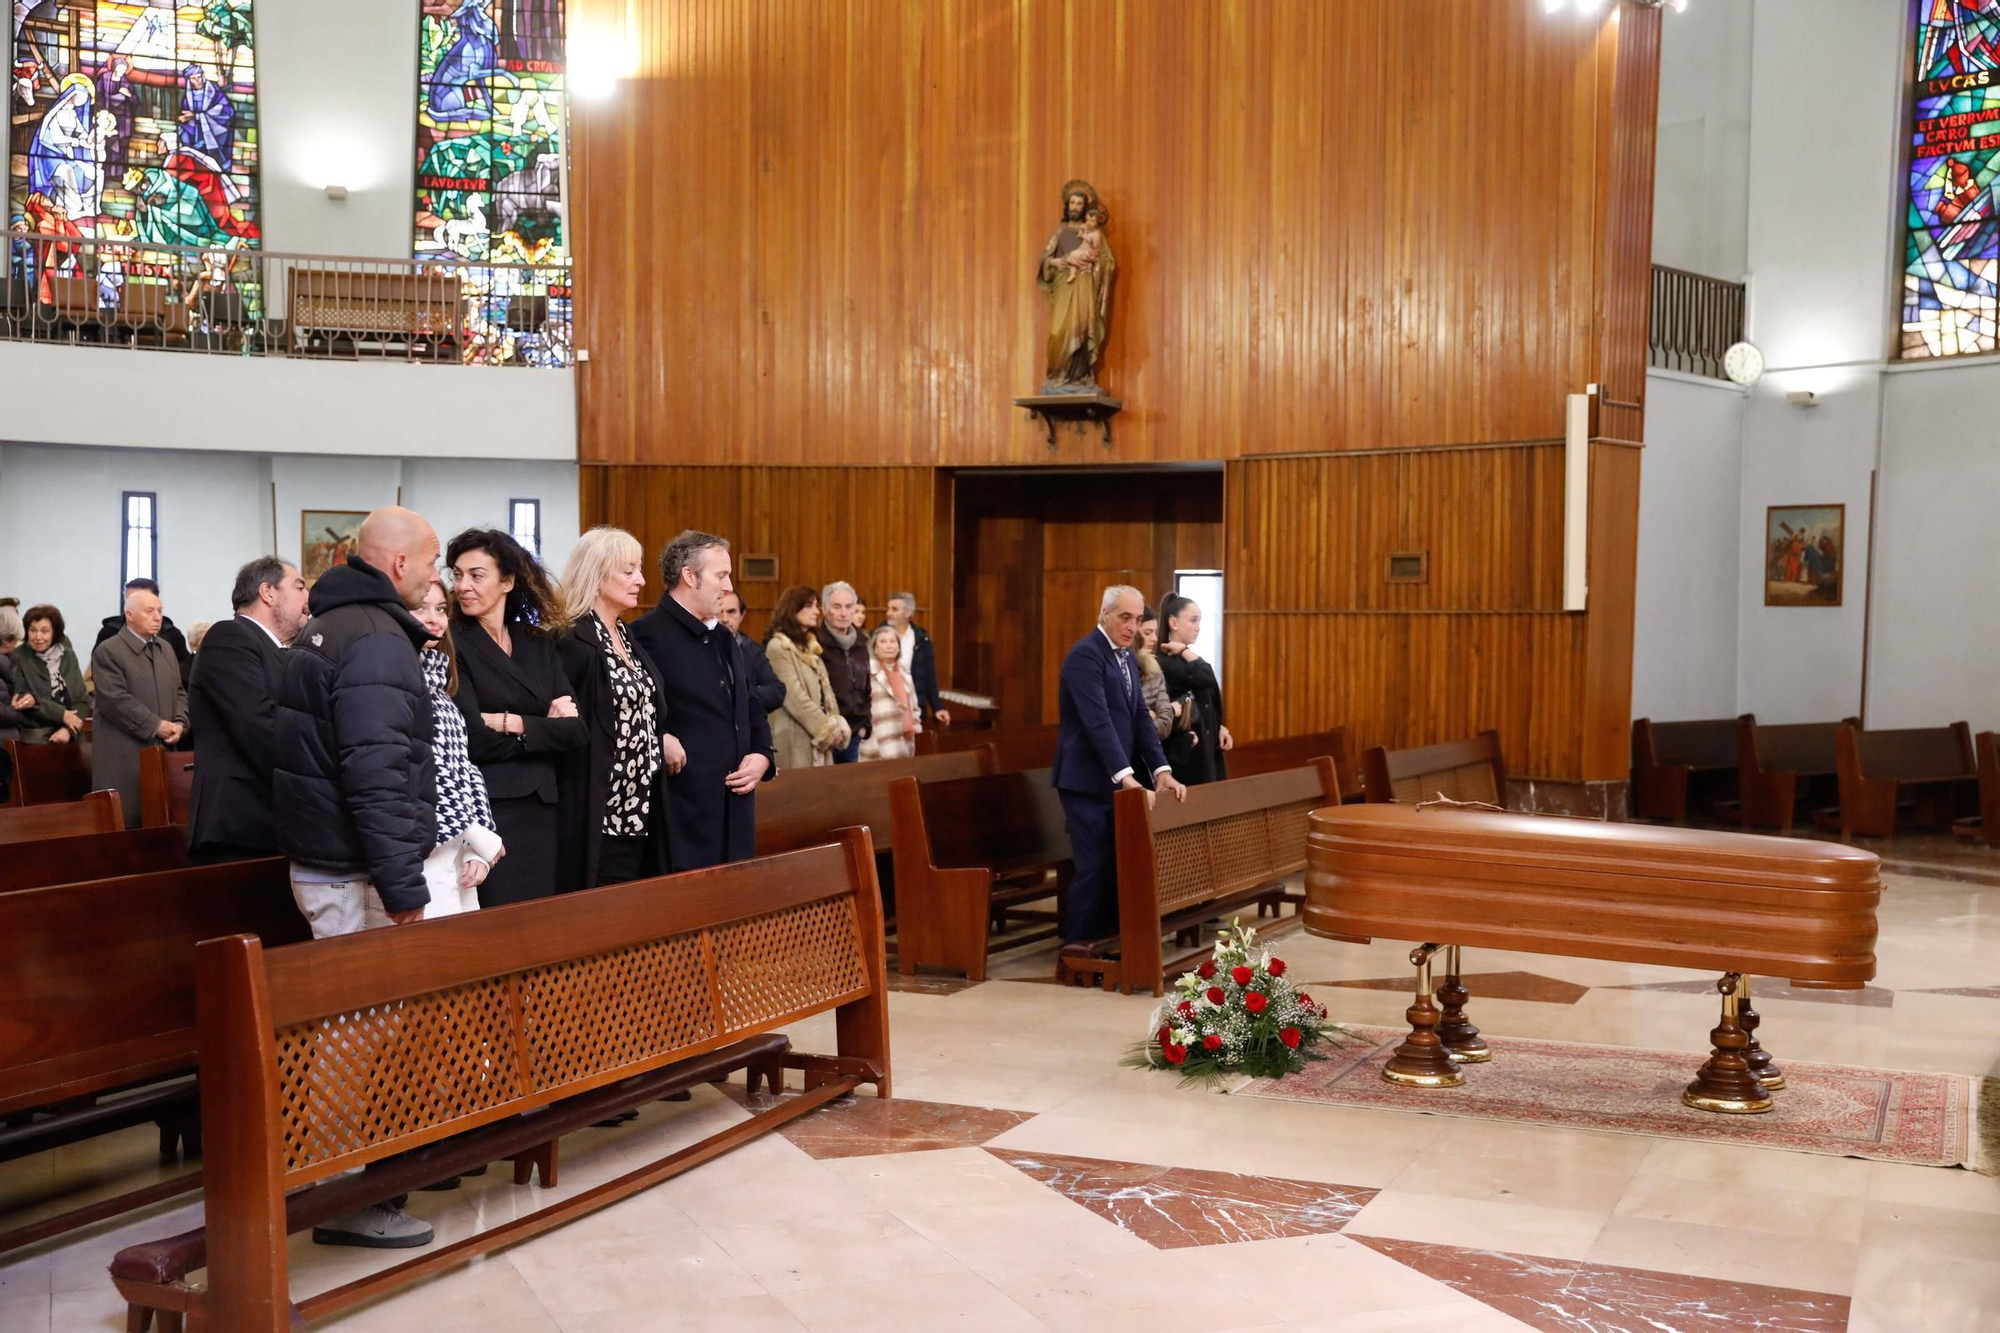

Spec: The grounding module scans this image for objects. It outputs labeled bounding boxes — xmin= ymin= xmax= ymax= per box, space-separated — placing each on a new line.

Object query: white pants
xmin=289 ymin=868 xmax=394 ymax=939
xmin=421 ymin=832 xmax=487 ymax=919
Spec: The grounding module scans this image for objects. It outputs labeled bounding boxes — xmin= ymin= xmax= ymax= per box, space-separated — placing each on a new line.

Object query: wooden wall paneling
xmin=572 ymin=0 xmax=1615 ymax=466
xmin=578 ymin=466 xmax=936 ymax=643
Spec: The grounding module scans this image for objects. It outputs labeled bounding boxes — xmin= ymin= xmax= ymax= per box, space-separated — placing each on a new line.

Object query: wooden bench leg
xmin=1738 ymin=977 xmax=1783 ymax=1091
xmin=1433 ymin=946 xmax=1489 ymax=1064
xmin=511 ymin=1140 xmax=559 ymax=1188
xmin=125 ymin=1306 xmax=152 ymax=1333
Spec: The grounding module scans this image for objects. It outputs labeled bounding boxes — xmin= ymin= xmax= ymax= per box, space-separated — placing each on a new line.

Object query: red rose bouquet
xmin=1122 ymin=920 xmax=1341 ymax=1084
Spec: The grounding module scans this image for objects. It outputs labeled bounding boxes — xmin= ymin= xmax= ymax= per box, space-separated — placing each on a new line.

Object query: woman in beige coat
xmin=764 ymin=585 xmax=850 ymax=772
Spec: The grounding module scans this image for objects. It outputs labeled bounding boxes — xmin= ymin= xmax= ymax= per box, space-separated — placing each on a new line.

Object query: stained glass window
xmin=1904 ymin=0 xmax=2000 ymax=359
xmin=415 ymin=0 xmax=571 ymax=366
xmin=9 ymin=3 xmax=259 ymax=300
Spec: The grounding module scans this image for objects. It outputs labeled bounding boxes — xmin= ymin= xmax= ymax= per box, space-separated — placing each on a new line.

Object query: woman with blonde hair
xmin=554 ymin=526 xmax=675 ymax=889
xmin=763 ymin=584 xmax=849 ymax=771
xmin=858 ymin=623 xmax=921 ymax=761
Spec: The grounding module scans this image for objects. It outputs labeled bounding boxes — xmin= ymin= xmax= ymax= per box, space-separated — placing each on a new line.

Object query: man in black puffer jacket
xmin=275 ymin=506 xmax=442 ymax=934
xmin=271 ymin=506 xmax=443 ymax=1251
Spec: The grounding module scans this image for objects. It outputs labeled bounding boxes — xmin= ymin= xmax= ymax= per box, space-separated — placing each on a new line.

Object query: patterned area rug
xmin=1235 ymin=1025 xmax=1998 ymax=1172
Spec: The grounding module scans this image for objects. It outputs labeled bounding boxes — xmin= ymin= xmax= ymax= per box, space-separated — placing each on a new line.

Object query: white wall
xmin=0 ymin=442 xmax=580 ymax=634
xmin=1635 ymin=0 xmax=2000 ymax=735
xmin=258 ymin=0 xmax=422 ymax=259
xmin=1652 ymin=0 xmax=1753 ymax=279
xmin=1868 ymin=362 xmax=2000 ymax=731
xmin=0 ymin=344 xmax=574 ymax=459
xmin=1733 ymin=366 xmax=1878 ymax=723
xmin=1632 ymin=372 xmax=1744 ymax=721
xmin=1743 ymin=0 xmax=1904 ymax=371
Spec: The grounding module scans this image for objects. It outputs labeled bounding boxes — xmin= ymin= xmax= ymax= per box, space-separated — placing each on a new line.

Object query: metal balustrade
xmin=1648 ymin=263 xmax=1746 ymax=381
xmin=3 ymin=233 xmax=571 ymax=367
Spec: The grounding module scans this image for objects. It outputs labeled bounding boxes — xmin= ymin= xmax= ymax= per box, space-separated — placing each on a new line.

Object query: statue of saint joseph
xmin=1035 ymin=179 xmax=1115 ymax=394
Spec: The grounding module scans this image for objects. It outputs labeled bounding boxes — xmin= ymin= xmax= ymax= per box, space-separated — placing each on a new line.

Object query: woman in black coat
xmin=447 ymin=529 xmax=586 ymax=906
xmin=1157 ymin=591 xmax=1233 ymax=787
xmin=554 ymin=526 xmax=673 ymax=891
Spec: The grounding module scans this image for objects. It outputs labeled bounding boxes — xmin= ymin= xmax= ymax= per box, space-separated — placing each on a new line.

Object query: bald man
xmin=270 ymin=505 xmax=441 ymax=1247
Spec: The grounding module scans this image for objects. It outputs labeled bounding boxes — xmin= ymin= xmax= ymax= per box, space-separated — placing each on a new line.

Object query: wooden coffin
xmin=1304 ymin=804 xmax=1880 ymax=988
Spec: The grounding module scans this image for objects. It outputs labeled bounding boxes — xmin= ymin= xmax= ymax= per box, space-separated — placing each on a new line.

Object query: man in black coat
xmin=719 ymin=590 xmax=788 ymax=717
xmin=188 ymin=556 xmax=309 ymax=859
xmin=94 ymin=578 xmax=194 ymax=682
xmin=885 ymin=592 xmax=950 ymax=727
xmin=630 ymin=531 xmax=774 ymax=872
xmin=270 ymin=507 xmax=440 ymax=1251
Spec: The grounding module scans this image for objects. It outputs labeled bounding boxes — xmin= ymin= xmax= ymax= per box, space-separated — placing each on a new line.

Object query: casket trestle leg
xmin=1682 ymin=973 xmax=1773 ymax=1114
xmin=1738 ymin=975 xmax=1784 ymax=1090
xmin=1433 ymin=944 xmax=1489 ymax=1063
xmin=1383 ymin=944 xmax=1465 ymax=1088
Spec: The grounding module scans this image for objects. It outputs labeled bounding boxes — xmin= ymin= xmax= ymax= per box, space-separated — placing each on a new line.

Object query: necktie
xmin=1119 ymin=649 xmax=1133 ymax=700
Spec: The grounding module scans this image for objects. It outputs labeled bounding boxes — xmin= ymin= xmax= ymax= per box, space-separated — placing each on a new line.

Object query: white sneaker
xmin=311 ymin=1203 xmax=435 ymax=1249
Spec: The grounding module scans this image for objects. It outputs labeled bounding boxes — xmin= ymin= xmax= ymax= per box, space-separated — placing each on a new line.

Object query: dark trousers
xmin=480 ymin=795 xmax=558 ymax=907
xmin=595 ymin=832 xmax=653 ymax=887
xmin=1057 ymin=788 xmax=1116 ymax=943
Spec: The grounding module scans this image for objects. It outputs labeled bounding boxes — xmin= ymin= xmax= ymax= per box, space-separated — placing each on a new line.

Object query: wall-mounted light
xmin=1785 ymin=390 xmax=1820 ymax=409
xmin=324 ymin=185 xmax=349 ymax=202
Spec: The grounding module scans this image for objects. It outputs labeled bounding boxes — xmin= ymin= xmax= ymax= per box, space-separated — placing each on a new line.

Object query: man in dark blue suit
xmin=1053 ymin=585 xmax=1187 ymax=943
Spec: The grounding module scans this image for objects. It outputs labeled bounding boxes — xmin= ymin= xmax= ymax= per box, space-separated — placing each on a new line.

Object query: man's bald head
xmin=355 ymin=506 xmax=440 ymax=609
xmin=124 ymin=586 xmax=163 ymax=640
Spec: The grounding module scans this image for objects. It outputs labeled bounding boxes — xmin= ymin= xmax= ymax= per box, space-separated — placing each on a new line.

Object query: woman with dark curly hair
xmin=446 ymin=528 xmax=585 ymax=906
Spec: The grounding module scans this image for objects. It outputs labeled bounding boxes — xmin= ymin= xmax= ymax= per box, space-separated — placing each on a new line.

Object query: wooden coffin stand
xmin=1304 ymin=805 xmax=1881 ymax=1114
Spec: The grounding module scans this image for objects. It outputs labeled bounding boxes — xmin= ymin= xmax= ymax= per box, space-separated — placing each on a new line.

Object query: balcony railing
xmin=3 ymin=233 xmax=571 ymax=368
xmin=1648 ymin=263 xmax=1746 ymax=381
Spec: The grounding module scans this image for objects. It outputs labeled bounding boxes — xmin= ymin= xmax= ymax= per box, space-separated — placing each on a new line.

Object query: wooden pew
xmin=1631 ymin=717 xmax=1741 ymax=823
xmin=889 ymin=766 xmax=1072 ymax=980
xmin=755 ymin=748 xmax=996 ymax=868
xmin=1738 ymin=715 xmax=1849 ymax=833
xmin=1229 ymin=727 xmax=1362 ymax=801
xmin=1954 ymin=731 xmax=2000 ymax=846
xmin=1362 ymin=731 xmax=1507 ymax=806
xmin=921 ymin=724 xmax=1061 ymax=772
xmin=0 ymin=789 xmax=121 ymax=844
xmin=138 ymin=747 xmax=196 ymax=828
xmin=0 ymin=856 xmax=303 ymax=1253
xmin=1835 ymin=721 xmax=1977 ymax=839
xmin=0 ymin=824 xmax=196 ymax=893
xmin=110 ymin=829 xmax=892 ymax=1333
xmin=1062 ymin=759 xmax=1341 ymax=995
xmin=1 ymin=737 xmax=92 ymax=807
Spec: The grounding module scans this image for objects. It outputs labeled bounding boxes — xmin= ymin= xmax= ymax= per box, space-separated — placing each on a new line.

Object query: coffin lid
xmin=1309 ymin=804 xmax=1881 ymax=893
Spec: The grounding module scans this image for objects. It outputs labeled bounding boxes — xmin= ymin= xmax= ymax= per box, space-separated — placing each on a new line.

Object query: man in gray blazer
xmin=91 ymin=584 xmax=189 ymax=828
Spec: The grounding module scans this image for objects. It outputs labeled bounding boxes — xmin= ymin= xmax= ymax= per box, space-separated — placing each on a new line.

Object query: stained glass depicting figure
xmin=1905 ymin=0 xmax=2000 ymax=358
xmin=416 ymin=0 xmax=569 ymax=365
xmin=9 ymin=2 xmax=260 ymax=324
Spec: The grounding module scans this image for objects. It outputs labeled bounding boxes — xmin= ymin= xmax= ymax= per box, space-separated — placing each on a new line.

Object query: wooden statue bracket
xmin=1013 ymin=393 xmax=1122 ymax=450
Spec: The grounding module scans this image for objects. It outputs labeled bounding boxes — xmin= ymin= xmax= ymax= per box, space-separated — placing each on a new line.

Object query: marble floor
xmin=4 ymin=835 xmax=2000 ymax=1332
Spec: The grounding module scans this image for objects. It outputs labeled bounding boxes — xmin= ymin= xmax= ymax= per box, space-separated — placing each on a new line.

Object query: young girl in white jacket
xmin=413 ymin=582 xmax=504 ymax=915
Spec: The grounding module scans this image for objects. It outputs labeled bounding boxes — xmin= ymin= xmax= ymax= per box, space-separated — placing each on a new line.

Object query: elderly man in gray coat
xmin=92 ymin=584 xmax=189 ymax=828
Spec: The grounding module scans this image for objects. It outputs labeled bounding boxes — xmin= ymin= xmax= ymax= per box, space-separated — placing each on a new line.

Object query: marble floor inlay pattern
xmin=1354 ymin=1237 xmax=1853 ymax=1333
xmin=989 ymin=1150 xmax=1378 ymax=1249
xmin=729 ymin=1093 xmax=1033 ymax=1159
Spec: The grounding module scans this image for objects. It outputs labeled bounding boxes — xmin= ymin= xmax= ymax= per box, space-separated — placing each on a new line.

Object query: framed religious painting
xmin=1764 ymin=505 xmax=1844 ymax=608
xmin=301 ymin=511 xmax=366 ymax=586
